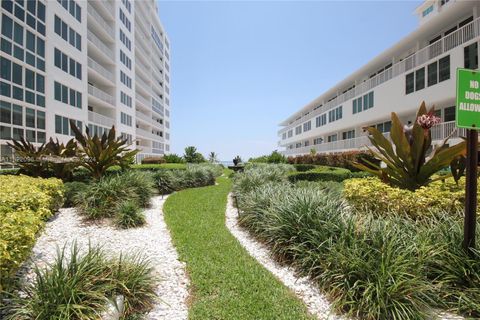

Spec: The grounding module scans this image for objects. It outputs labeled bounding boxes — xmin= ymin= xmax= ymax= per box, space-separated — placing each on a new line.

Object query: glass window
xmin=1 ymin=81 xmax=11 ymax=97
xmin=36 ymin=58 xmax=44 ymax=71
xmin=26 ymin=129 xmax=35 ymax=142
xmin=0 ymin=101 xmax=11 ymax=124
xmin=24 ymin=69 xmax=34 ymax=90
xmin=76 ymin=62 xmax=81 ymax=79
xmin=2 ymin=0 xmax=13 ymax=13
xmin=69 ymin=0 xmax=75 ymax=16
xmin=69 ymin=88 xmax=75 ymax=106
xmin=1 ymin=15 xmax=13 ymax=39
xmin=26 ymin=30 xmax=35 ymax=52
xmin=12 ymin=104 xmax=22 ymax=125
xmin=363 ymin=94 xmax=368 ymax=110
xmin=14 ymin=4 xmax=25 ymax=21
xmin=62 ymin=85 xmax=68 ymax=103
xmin=69 ymin=59 xmax=76 ymax=76
xmin=54 ymin=81 xmax=61 ymax=101
xmin=13 ymin=22 xmax=23 ymax=45
xmin=25 ymin=51 xmax=35 ymax=67
xmin=13 ymin=45 xmax=23 ymax=60
xmin=62 ymin=117 xmax=69 ymax=135
xmin=36 ymin=94 xmax=44 ymax=107
xmin=61 ymin=20 xmax=68 ymax=41
xmin=37 ymin=38 xmax=44 ymax=57
xmin=36 ymin=74 xmax=44 ymax=93
xmin=25 ymin=90 xmax=34 ymax=104
xmin=427 ymin=61 xmax=437 ymax=87
xmin=368 ymin=91 xmax=374 ymax=108
xmin=37 ymin=21 xmax=45 ymax=35
xmin=1 ymin=38 xmax=12 ymax=54
xmin=69 ymin=29 xmax=75 ymax=46
xmin=0 ymin=125 xmax=11 ymax=139
xmin=76 ymin=92 xmax=82 ymax=108
xmin=444 ymin=106 xmax=455 ymax=122
xmin=75 ymin=3 xmax=81 ymax=22
xmin=415 ymin=68 xmax=425 ymax=91
xmin=55 ymin=115 xmax=62 ymax=134
xmin=464 ymin=42 xmax=478 ymax=70
xmin=55 ymin=15 xmax=61 ymax=36
xmin=406 ymin=72 xmax=415 ymax=94
xmin=26 ymin=108 xmax=35 ymax=127
xmin=27 ymin=0 xmax=35 ymax=15
xmin=352 ymin=99 xmax=357 ymax=114
xmin=0 ymin=57 xmax=11 ymax=81
xmin=12 ymin=127 xmax=23 ymax=140
xmin=61 ymin=52 xmax=68 ymax=72
xmin=26 ymin=13 xmax=35 ymax=29
xmin=37 ymin=2 xmax=46 ymax=22
xmin=76 ymin=33 xmax=81 ymax=50
xmin=37 ymin=110 xmax=45 ymax=129
xmin=54 ymin=48 xmax=61 ymax=68
xmin=37 ymin=131 xmax=45 ymax=143
xmin=439 ymin=55 xmax=450 ymax=82
xmin=12 ymin=86 xmax=22 ymax=100
xmin=12 ymin=63 xmax=22 ymax=85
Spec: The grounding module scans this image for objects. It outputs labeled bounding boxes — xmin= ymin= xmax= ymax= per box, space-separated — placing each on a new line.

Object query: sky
xmin=157 ymin=0 xmax=422 ymax=161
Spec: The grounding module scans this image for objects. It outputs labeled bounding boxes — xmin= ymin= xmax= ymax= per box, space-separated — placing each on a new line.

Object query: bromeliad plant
xmin=70 ymin=121 xmax=138 ymax=179
xmin=354 ymin=102 xmax=467 ymax=190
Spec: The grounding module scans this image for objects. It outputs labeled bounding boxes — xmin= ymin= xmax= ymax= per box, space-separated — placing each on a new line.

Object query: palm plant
xmin=208 ymin=152 xmax=218 ymax=163
xmin=353 ymin=102 xmax=467 ymax=190
xmin=44 ymin=138 xmax=79 ymax=180
xmin=7 ymin=137 xmax=49 ymax=177
xmin=70 ymin=121 xmax=138 ymax=179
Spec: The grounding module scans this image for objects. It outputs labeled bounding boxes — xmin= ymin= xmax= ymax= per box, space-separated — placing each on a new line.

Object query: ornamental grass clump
xmin=115 ymin=200 xmax=146 ymax=229
xmin=3 ymin=243 xmax=157 ymax=320
xmin=353 ymin=101 xmax=466 ymax=191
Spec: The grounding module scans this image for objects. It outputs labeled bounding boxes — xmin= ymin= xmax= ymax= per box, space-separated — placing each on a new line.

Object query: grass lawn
xmin=163 ymin=172 xmax=313 ymax=320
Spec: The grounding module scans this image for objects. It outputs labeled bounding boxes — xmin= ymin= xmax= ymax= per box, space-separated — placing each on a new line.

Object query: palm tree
xmin=208 ymin=152 xmax=218 ymax=163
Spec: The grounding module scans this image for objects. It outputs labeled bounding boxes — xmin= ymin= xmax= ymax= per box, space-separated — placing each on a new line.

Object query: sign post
xmin=456 ymin=68 xmax=480 ymax=253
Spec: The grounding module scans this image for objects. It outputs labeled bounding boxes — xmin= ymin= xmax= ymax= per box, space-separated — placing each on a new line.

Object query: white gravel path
xmin=18 ymin=195 xmax=189 ymax=320
xmin=225 ymin=193 xmax=343 ymax=320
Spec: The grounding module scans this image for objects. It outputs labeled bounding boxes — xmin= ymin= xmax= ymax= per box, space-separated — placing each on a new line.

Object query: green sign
xmin=456 ymin=68 xmax=480 ymax=130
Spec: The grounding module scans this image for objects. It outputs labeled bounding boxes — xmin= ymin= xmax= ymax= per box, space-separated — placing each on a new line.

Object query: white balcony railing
xmin=88 ymin=84 xmax=115 ymax=106
xmin=136 ymin=76 xmax=151 ymax=91
xmin=136 ymin=127 xmax=163 ymax=141
xmin=136 ymin=94 xmax=150 ymax=107
xmin=281 ymin=121 xmax=467 ymax=155
xmin=87 ymin=30 xmax=114 ymax=59
xmin=99 ymin=0 xmax=114 ymax=17
xmin=280 ymin=17 xmax=480 ymax=134
xmin=88 ymin=111 xmax=115 ymax=128
xmin=87 ymin=4 xmax=114 ymax=38
xmin=135 ymin=111 xmax=151 ymax=123
xmin=88 ymin=57 xmax=114 ymax=82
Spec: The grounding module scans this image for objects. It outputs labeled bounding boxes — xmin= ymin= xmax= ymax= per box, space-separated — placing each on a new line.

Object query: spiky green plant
xmin=44 ymin=138 xmax=79 ymax=180
xmin=70 ymin=121 xmax=138 ymax=179
xmin=353 ymin=102 xmax=466 ymax=190
xmin=7 ymin=137 xmax=49 ymax=177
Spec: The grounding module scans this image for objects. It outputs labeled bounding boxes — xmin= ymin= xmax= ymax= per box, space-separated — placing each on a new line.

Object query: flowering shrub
xmin=343 ymin=176 xmax=468 ymax=218
xmin=0 ymin=175 xmax=64 ymax=290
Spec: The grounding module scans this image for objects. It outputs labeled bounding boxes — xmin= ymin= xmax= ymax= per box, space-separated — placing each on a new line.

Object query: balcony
xmin=88 ymin=84 xmax=115 ymax=106
xmin=136 ymin=94 xmax=150 ymax=108
xmin=136 ymin=111 xmax=152 ymax=123
xmin=281 ymin=121 xmax=467 ymax=155
xmin=136 ymin=127 xmax=163 ymax=141
xmin=88 ymin=57 xmax=114 ymax=83
xmin=87 ymin=4 xmax=114 ymax=39
xmin=280 ymin=16 xmax=480 ymax=133
xmin=88 ymin=111 xmax=115 ymax=128
xmin=87 ymin=30 xmax=114 ymax=59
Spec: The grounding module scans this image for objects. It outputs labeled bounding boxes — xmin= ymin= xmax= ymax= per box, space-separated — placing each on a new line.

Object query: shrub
xmin=183 ymin=146 xmax=205 ymax=163
xmin=288 ymin=166 xmax=352 ymax=183
xmin=141 ymin=157 xmax=166 ymax=164
xmin=287 ymin=151 xmax=379 ymax=171
xmin=152 ymin=164 xmax=219 ymax=194
xmin=63 ymin=181 xmax=89 ymax=207
xmin=233 ymin=164 xmax=294 ymax=195
xmin=292 ymin=164 xmax=316 ymax=172
xmin=343 ymin=176 xmax=468 ymax=219
xmin=0 ymin=176 xmax=64 ymax=291
xmin=115 ymin=200 xmax=145 ymax=228
xmin=163 ymin=153 xmax=185 ymax=163
xmin=249 ymin=151 xmax=287 ymax=164
xmin=3 ymin=243 xmax=157 ymax=319
xmin=76 ymin=171 xmax=154 ymax=219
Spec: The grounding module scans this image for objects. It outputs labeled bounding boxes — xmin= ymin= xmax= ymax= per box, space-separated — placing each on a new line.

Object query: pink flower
xmin=417 ymin=112 xmax=441 ymax=130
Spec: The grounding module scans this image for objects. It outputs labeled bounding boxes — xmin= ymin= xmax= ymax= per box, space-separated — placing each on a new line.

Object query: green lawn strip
xmin=163 ymin=175 xmax=314 ymax=320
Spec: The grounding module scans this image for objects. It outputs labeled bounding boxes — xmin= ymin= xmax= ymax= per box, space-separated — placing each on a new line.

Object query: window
xmin=288 ymin=130 xmax=293 ymax=138
xmin=422 ymin=5 xmax=433 ymax=17
xmin=439 ymin=55 xmax=450 ymax=82
xmin=0 ymin=57 xmax=11 ymax=81
xmin=120 ymin=30 xmax=131 ymax=51
xmin=328 ymin=106 xmax=342 ymax=122
xmin=464 ymin=42 xmax=478 ymax=70
xmin=37 ymin=111 xmax=45 ymax=129
xmin=54 ymin=48 xmax=82 ymax=79
xmin=295 ymin=125 xmax=302 ymax=135
xmin=0 ymin=101 xmax=11 ymax=124
xmin=54 ymin=81 xmax=82 ymax=108
xmin=444 ymin=106 xmax=455 ymax=122
xmin=26 ymin=108 xmax=35 ymax=127
xmin=119 ymin=9 xmax=131 ymax=31
xmin=57 ymin=0 xmax=81 ymax=22
xmin=327 ymin=134 xmax=337 ymax=143
xmin=120 ymin=71 xmax=131 ymax=88
xmin=342 ymin=130 xmax=355 ymax=140
xmin=54 ymin=15 xmax=81 ymax=51
xmin=120 ymin=112 xmax=132 ymax=126
xmin=415 ymin=68 xmax=425 ymax=91
xmin=315 ymin=114 xmax=326 ymax=127
xmin=427 ymin=61 xmax=438 ymax=87
xmin=303 ymin=121 xmax=311 ymax=132
xmin=406 ymin=72 xmax=414 ymax=94
xmin=12 ymin=104 xmax=22 ymax=125
xmin=313 ymin=137 xmax=323 ymax=145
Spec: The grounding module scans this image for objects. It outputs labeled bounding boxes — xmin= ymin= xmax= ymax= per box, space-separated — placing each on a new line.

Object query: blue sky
xmin=157 ymin=0 xmax=421 ymax=161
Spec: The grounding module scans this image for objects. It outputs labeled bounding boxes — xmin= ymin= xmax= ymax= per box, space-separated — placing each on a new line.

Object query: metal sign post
xmin=456 ymin=69 xmax=480 ymax=253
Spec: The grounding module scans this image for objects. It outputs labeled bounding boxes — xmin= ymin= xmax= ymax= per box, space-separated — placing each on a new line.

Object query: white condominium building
xmin=278 ymin=0 xmax=479 ymax=156
xmin=0 ymin=0 xmax=171 ymax=163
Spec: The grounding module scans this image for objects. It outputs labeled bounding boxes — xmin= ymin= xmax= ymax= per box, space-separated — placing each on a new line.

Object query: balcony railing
xmin=281 ymin=121 xmax=467 ymax=155
xmin=136 ymin=94 xmax=150 ymax=107
xmin=280 ymin=16 xmax=480 ymax=134
xmin=136 ymin=127 xmax=163 ymax=141
xmin=87 ymin=4 xmax=114 ymax=38
xmin=136 ymin=76 xmax=151 ymax=91
xmin=135 ymin=111 xmax=151 ymax=123
xmin=88 ymin=111 xmax=115 ymax=128
xmin=87 ymin=30 xmax=114 ymax=59
xmin=99 ymin=0 xmax=114 ymax=17
xmin=88 ymin=84 xmax=115 ymax=106
xmin=88 ymin=57 xmax=114 ymax=82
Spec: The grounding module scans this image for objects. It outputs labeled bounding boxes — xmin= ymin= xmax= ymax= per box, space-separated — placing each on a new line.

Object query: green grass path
xmin=163 ymin=174 xmax=313 ymax=320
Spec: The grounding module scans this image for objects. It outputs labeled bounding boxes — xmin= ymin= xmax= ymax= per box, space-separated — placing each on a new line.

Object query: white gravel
xmin=18 ymin=195 xmax=189 ymax=320
xmin=225 ymin=193 xmax=343 ymax=320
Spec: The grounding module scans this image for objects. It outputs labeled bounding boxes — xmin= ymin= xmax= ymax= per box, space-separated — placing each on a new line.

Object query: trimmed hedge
xmin=141 ymin=157 xmax=166 ymax=164
xmin=343 ymin=176 xmax=470 ymax=218
xmin=0 ymin=175 xmax=64 ymax=290
xmin=287 ymin=150 xmax=380 ymax=172
xmin=292 ymin=164 xmax=316 ymax=172
xmin=287 ymin=166 xmax=370 ymax=182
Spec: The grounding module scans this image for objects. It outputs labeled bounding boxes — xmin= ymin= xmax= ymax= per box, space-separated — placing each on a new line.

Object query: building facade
xmin=0 ymin=0 xmax=171 ymax=163
xmin=278 ymin=0 xmax=479 ymax=156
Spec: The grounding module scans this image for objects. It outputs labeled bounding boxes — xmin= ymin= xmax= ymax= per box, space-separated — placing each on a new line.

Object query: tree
xmin=183 ymin=146 xmax=205 ymax=163
xmin=208 ymin=152 xmax=219 ymax=163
